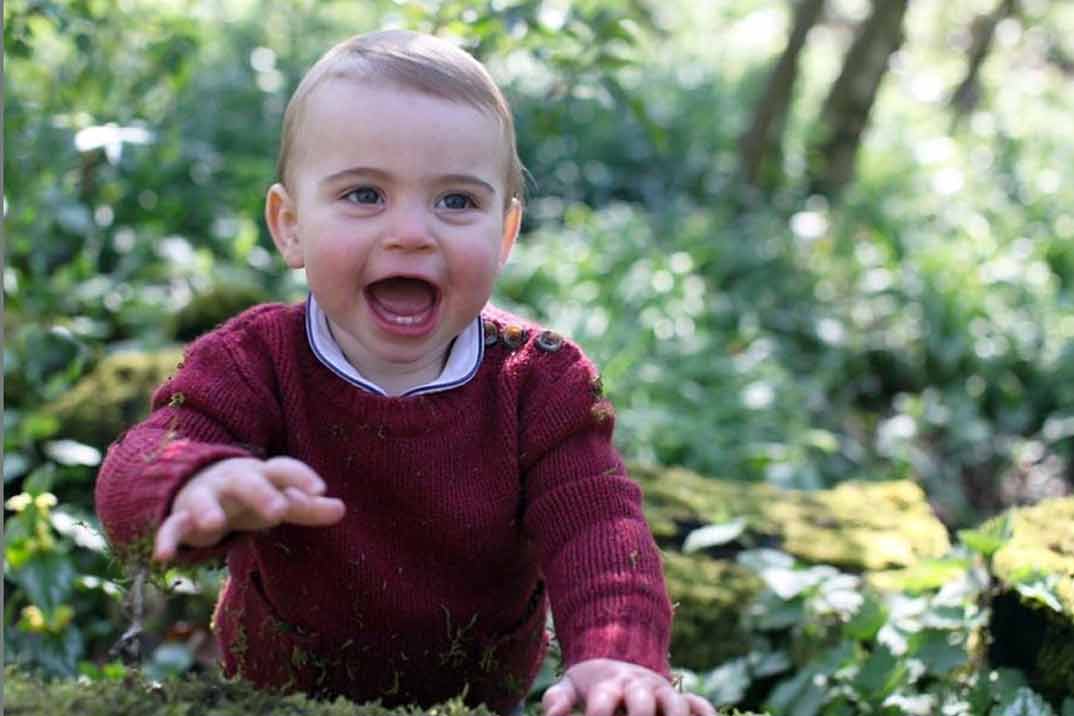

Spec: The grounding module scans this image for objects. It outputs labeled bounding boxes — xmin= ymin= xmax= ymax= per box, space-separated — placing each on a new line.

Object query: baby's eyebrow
xmin=434 ymin=173 xmax=496 ymax=195
xmin=320 ymin=166 xmax=495 ymax=195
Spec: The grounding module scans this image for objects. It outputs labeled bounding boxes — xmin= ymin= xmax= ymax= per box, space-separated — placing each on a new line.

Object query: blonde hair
xmin=276 ymin=29 xmax=525 ymax=208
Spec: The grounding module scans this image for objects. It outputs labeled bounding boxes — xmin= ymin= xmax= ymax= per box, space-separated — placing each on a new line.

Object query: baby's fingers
xmin=261 ymin=456 xmax=326 ymax=496
xmin=684 ymin=694 xmax=716 ymax=716
xmin=154 ymin=510 xmax=193 ymax=562
xmin=542 ymin=679 xmax=580 ymax=716
xmin=219 ymin=471 xmax=289 ymax=528
xmin=281 ymin=487 xmax=345 ymax=526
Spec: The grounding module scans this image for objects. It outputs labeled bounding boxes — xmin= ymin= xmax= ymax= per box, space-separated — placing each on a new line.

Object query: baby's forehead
xmin=291 ymin=77 xmax=512 ymax=181
xmin=310 ymin=74 xmax=499 ymax=119
xmin=298 ymin=75 xmax=510 ymax=148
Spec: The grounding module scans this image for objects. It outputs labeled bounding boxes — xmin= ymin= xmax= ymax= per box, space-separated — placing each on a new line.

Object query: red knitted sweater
xmin=94 ymin=301 xmax=672 ymax=713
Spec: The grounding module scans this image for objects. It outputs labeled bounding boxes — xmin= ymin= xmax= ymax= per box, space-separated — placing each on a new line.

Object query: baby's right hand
xmin=153 ymin=456 xmax=345 ymax=562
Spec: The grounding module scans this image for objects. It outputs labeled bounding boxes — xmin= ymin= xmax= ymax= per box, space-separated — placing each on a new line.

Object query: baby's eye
xmin=344 ymin=187 xmax=382 ymax=205
xmin=437 ymin=193 xmax=476 ymax=210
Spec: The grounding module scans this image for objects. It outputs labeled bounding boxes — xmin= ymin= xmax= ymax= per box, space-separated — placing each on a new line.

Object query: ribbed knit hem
xmin=562 ymin=623 xmax=672 ymax=679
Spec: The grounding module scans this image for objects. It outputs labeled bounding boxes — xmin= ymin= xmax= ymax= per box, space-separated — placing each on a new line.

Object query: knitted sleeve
xmin=94 ymin=306 xmax=286 ymax=565
xmin=518 ymin=339 xmax=672 ymax=678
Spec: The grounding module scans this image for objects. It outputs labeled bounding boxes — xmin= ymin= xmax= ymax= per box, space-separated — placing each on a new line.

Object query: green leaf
xmin=9 ymin=551 xmax=76 ymax=611
xmin=143 ymin=642 xmax=195 ymax=681
xmin=1013 ymin=577 xmax=1064 ymax=613
xmin=750 ymin=590 xmax=805 ymax=630
xmin=1061 ymin=698 xmax=1074 ymax=716
xmin=853 ymin=645 xmax=904 ymax=699
xmin=682 ymin=518 xmax=747 ymax=552
xmin=844 ymin=595 xmax=888 ymax=641
xmin=993 ymin=687 xmax=1055 ymax=716
xmin=5 ymin=453 xmax=31 ymax=483
xmin=767 ymin=666 xmax=826 ymax=716
xmin=701 ymin=657 xmax=750 ymax=706
xmin=909 ymin=629 xmax=968 ymax=676
xmin=749 ymin=649 xmax=792 ymax=678
xmin=959 ymin=515 xmax=1012 ymax=557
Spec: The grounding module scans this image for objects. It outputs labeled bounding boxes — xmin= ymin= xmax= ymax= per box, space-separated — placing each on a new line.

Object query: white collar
xmin=305 ymin=294 xmax=483 ymax=397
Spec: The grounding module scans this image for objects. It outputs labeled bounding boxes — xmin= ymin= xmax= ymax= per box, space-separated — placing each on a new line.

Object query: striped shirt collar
xmin=305 ymin=294 xmax=483 ymax=397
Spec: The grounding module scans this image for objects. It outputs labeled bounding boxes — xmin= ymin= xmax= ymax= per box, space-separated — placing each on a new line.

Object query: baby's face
xmin=272 ymin=78 xmax=519 ymax=388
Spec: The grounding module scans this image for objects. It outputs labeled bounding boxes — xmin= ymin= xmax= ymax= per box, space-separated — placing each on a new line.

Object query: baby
xmin=95 ymin=29 xmax=714 ymax=716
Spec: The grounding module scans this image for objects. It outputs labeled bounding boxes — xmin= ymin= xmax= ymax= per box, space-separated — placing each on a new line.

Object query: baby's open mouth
xmin=365 ymin=276 xmax=440 ymax=327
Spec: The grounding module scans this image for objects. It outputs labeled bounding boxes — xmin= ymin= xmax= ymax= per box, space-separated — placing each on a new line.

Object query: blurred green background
xmin=4 ymin=0 xmax=1073 ymax=708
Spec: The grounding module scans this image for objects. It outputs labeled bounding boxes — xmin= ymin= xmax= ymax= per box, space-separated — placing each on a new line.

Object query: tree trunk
xmin=949 ymin=0 xmax=1019 ymax=121
xmin=806 ymin=0 xmax=911 ymax=197
xmin=738 ymin=0 xmax=827 ymax=189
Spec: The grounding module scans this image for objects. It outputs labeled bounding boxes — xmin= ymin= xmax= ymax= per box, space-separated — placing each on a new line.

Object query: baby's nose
xmin=382 ymin=208 xmax=434 ymax=251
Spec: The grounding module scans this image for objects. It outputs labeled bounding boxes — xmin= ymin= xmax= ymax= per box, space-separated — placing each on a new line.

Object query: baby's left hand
xmin=542 ymin=658 xmax=716 ymax=716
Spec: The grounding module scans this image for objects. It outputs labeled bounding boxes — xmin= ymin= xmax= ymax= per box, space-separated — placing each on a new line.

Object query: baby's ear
xmin=498 ymin=197 xmax=522 ymax=269
xmin=265 ymin=183 xmax=305 ymax=268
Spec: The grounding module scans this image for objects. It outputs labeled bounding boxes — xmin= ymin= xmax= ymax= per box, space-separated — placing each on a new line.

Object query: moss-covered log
xmin=632 ymin=463 xmax=951 ymax=670
xmin=45 ymin=348 xmax=185 ymax=449
xmin=986 ymin=497 xmax=1074 ymax=701
xmin=633 ymin=464 xmax=950 ymax=571
xmin=662 ymin=552 xmax=762 ymax=670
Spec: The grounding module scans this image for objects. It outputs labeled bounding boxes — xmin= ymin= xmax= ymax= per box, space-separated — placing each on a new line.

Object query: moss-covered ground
xmin=1 ymin=667 xmax=763 ymax=716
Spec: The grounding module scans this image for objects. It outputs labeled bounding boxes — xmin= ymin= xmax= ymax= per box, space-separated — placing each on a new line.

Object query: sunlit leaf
xmin=43 ymin=439 xmax=102 ymax=467
xmin=682 ymin=518 xmax=747 ymax=553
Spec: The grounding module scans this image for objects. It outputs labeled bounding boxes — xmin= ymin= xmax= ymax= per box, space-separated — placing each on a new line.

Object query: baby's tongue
xmin=367 ymin=277 xmax=436 ymax=316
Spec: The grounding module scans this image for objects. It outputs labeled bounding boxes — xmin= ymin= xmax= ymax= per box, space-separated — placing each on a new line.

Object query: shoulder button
xmin=535 ymin=330 xmax=564 ymax=352
xmin=502 ymin=324 xmax=527 ymax=350
xmin=483 ymin=319 xmax=499 ymax=347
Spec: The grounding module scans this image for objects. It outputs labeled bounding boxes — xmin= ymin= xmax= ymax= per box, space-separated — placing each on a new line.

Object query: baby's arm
xmin=543 ymin=659 xmax=715 ymax=716
xmin=153 ymin=455 xmax=345 ymax=561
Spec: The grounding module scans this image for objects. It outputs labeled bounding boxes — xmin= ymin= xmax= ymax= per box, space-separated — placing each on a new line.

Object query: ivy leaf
xmin=909 ymin=629 xmax=968 ymax=676
xmin=1014 ymin=577 xmax=1064 ymax=613
xmin=853 ymin=645 xmax=905 ymax=700
xmin=682 ymin=518 xmax=747 ymax=553
xmin=701 ymin=657 xmax=750 ymax=706
xmin=750 ymin=591 xmax=805 ymax=630
xmin=749 ymin=648 xmax=792 ymax=678
xmin=993 ymin=687 xmax=1055 ymax=716
xmin=844 ymin=595 xmax=889 ymax=642
xmin=766 ymin=666 xmax=826 ymax=716
xmin=760 ymin=565 xmax=835 ymax=600
xmin=737 ymin=548 xmax=795 ymax=572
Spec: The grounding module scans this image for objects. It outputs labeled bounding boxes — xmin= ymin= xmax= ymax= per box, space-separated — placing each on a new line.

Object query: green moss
xmin=3 ymin=666 xmax=762 ymax=715
xmin=662 ymin=551 xmax=763 ymax=670
xmin=633 ymin=463 xmax=950 ymax=571
xmin=169 ymin=283 xmax=271 ymax=342
xmin=867 ymin=556 xmax=973 ymax=594
xmin=990 ymin=497 xmax=1074 ymax=618
xmin=986 ymin=498 xmax=1074 ymax=700
xmin=44 ymin=348 xmax=185 ymax=449
xmin=2 ymin=666 xmax=497 ymax=716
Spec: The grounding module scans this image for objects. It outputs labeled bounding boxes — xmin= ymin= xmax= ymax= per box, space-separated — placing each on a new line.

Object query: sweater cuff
xmin=98 ymin=439 xmax=253 ymax=561
xmin=561 ymin=623 xmax=672 ymax=679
